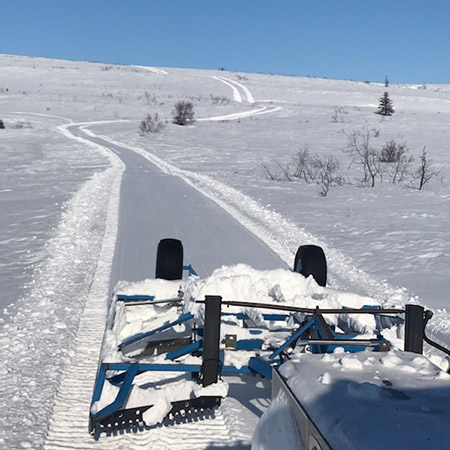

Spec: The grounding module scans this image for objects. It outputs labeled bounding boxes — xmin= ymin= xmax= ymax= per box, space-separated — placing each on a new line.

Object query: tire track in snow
xmin=212 ymin=76 xmax=243 ymax=103
xmin=133 ymin=65 xmax=168 ymax=75
xmin=218 ymin=76 xmax=255 ymax=104
xmin=212 ymin=75 xmax=255 ymax=104
xmin=198 ymin=105 xmax=282 ymax=122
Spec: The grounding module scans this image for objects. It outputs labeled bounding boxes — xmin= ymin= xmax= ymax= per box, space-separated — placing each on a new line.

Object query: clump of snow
xmin=318 ymin=372 xmax=332 ymax=385
xmin=114 ymin=277 xmax=184 ymax=301
xmin=339 ymin=355 xmax=364 ymax=371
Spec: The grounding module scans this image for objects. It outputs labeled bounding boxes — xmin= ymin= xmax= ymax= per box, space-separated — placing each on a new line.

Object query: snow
xmin=273 ymin=350 xmax=450 ymax=450
xmin=1 ymin=53 xmax=450 ymax=449
xmin=252 ymin=390 xmax=305 ymax=450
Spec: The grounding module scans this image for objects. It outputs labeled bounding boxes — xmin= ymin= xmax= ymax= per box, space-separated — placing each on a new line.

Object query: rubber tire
xmin=294 ymin=245 xmax=327 ymax=287
xmin=155 ymin=238 xmax=183 ymax=280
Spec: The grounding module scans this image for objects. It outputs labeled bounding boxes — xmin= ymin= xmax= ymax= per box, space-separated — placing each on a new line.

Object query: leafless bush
xmin=259 ymin=159 xmax=281 ymax=181
xmin=143 ymin=91 xmax=157 ymax=105
xmin=172 ymin=100 xmax=195 ymax=126
xmin=236 ymin=74 xmax=248 ymax=81
xmin=413 ymin=147 xmax=442 ymax=190
xmin=292 ymin=148 xmax=312 ymax=181
xmin=263 ymin=149 xmax=344 ymax=196
xmin=13 ymin=120 xmax=32 ymax=129
xmin=379 ymin=140 xmax=414 ymax=184
xmin=210 ymin=95 xmax=230 ymax=105
xmin=331 ymin=106 xmax=348 ymax=123
xmin=139 ymin=113 xmax=167 ymax=135
xmin=310 ymin=155 xmax=344 ymax=196
xmin=344 ymin=129 xmax=381 ymax=187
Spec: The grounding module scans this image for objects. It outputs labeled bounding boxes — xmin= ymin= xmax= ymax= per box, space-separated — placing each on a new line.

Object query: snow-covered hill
xmin=1 ymin=54 xmax=450 ymax=449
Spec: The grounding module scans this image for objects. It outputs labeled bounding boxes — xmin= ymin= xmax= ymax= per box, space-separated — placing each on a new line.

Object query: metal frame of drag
xmin=89 ymin=238 xmax=446 ymax=438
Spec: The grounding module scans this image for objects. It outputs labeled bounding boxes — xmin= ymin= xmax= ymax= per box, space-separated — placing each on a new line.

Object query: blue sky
xmin=1 ymin=0 xmax=449 ymax=83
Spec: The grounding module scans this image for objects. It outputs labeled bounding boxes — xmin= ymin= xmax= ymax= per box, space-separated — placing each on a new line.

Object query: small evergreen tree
xmin=0 ymin=119 xmax=4 ymax=129
xmin=376 ymin=91 xmax=394 ymax=116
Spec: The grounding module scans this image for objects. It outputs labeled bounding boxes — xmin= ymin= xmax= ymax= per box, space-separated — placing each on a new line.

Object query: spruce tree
xmin=0 ymin=119 xmax=5 ymax=129
xmin=376 ymin=91 xmax=394 ymax=116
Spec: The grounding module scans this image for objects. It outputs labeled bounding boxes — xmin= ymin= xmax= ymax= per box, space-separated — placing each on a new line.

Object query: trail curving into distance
xmin=218 ymin=75 xmax=255 ymax=104
xmin=133 ymin=65 xmax=169 ymax=75
xmin=198 ymin=105 xmax=282 ymax=122
xmin=211 ymin=75 xmax=255 ymax=104
xmin=204 ymin=75 xmax=280 ymax=121
xmin=211 ymin=76 xmax=243 ymax=103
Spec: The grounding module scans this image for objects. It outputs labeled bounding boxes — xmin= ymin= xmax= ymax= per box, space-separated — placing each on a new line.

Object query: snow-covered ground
xmin=1 ymin=54 xmax=450 ymax=449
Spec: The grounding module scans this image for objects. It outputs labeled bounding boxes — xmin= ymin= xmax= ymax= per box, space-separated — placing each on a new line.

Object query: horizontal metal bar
xmin=221 ymin=312 xmax=289 ymax=321
xmin=103 ymin=362 xmax=256 ymax=376
xmin=299 ymin=339 xmax=382 ymax=346
xmin=124 ymin=297 xmax=181 ymax=307
xmin=117 ymin=294 xmax=155 ymax=302
xmin=106 ymin=362 xmax=202 ymax=372
xmin=198 ymin=299 xmax=404 ymax=315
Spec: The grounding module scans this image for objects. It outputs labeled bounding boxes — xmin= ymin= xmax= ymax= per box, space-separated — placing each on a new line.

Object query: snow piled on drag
xmin=0 ymin=130 xmax=124 ymax=450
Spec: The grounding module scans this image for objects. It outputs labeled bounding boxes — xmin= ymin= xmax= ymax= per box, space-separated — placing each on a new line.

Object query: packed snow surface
xmin=1 ymin=54 xmax=450 ymax=449
xmin=273 ymin=350 xmax=450 ymax=450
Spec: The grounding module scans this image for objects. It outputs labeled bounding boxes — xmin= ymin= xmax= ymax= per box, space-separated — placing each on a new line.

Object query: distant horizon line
xmin=1 ymin=51 xmax=445 ymax=87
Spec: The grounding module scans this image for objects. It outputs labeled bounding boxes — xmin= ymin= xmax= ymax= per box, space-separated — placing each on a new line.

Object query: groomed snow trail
xmin=44 ymin=123 xmax=274 ymax=450
xmin=211 ymin=75 xmax=255 ymax=103
xmin=81 ymin=128 xmax=414 ymax=307
xmin=198 ymin=105 xmax=282 ymax=122
xmin=218 ymin=76 xmax=255 ymax=104
xmin=132 ymin=65 xmax=168 ymax=75
xmin=212 ymin=76 xmax=243 ymax=102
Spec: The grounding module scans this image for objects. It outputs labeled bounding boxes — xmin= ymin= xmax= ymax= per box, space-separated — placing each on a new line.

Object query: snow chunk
xmin=318 ymin=372 xmax=332 ymax=385
xmin=340 ymin=355 xmax=364 ymax=370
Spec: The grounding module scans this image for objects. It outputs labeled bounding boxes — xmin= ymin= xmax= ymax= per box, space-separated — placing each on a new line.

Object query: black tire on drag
xmin=294 ymin=245 xmax=327 ymax=287
xmin=155 ymin=238 xmax=184 ymax=280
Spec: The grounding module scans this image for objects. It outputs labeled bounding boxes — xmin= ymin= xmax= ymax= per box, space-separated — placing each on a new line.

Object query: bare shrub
xmin=272 ymin=149 xmax=344 ymax=196
xmin=331 ymin=106 xmax=348 ymax=123
xmin=310 ymin=155 xmax=344 ymax=196
xmin=379 ymin=140 xmax=414 ymax=184
xmin=379 ymin=140 xmax=406 ymax=162
xmin=259 ymin=159 xmax=281 ymax=181
xmin=413 ymin=147 xmax=442 ymax=190
xmin=139 ymin=113 xmax=167 ymax=135
xmin=344 ymin=129 xmax=381 ymax=187
xmin=210 ymin=95 xmax=230 ymax=105
xmin=292 ymin=148 xmax=312 ymax=181
xmin=172 ymin=100 xmax=195 ymax=126
xmin=13 ymin=120 xmax=32 ymax=129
